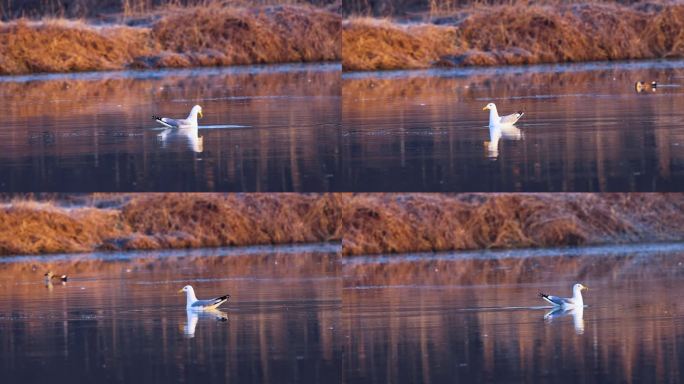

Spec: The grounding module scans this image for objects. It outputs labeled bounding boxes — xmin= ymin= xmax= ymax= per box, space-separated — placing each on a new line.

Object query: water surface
xmin=0 ymin=244 xmax=341 ymax=383
xmin=0 ymin=64 xmax=341 ymax=192
xmin=342 ymin=60 xmax=684 ymax=191
xmin=342 ymin=243 xmax=684 ymax=383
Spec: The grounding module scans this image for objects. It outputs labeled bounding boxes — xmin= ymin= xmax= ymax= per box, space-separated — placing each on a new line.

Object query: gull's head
xmin=178 ymin=285 xmax=194 ymax=294
xmin=482 ymin=102 xmax=496 ymax=111
xmin=192 ymin=105 xmax=203 ymax=119
xmin=574 ymin=283 xmax=588 ymax=292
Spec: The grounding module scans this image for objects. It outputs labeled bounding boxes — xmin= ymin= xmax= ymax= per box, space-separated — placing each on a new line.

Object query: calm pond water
xmin=3 ymin=241 xmax=683 ymax=383
xmin=0 ymin=64 xmax=341 ymax=192
xmin=342 ymin=60 xmax=684 ymax=191
xmin=0 ymin=244 xmax=341 ymax=383
xmin=342 ymin=243 xmax=684 ymax=383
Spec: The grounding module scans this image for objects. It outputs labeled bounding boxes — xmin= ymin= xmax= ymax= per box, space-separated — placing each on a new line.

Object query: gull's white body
xmin=539 ymin=283 xmax=588 ymax=309
xmin=154 ymin=105 xmax=203 ymax=129
xmin=179 ymin=285 xmax=230 ymax=311
xmin=483 ymin=102 xmax=524 ymax=128
xmin=482 ymin=103 xmax=523 ymax=158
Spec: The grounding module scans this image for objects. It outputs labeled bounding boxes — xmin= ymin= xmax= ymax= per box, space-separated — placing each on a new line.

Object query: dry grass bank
xmin=3 ymin=193 xmax=684 ymax=256
xmin=0 ymin=4 xmax=340 ymax=75
xmin=342 ymin=3 xmax=684 ymax=71
xmin=341 ymin=194 xmax=684 ymax=255
xmin=0 ymin=194 xmax=346 ymax=255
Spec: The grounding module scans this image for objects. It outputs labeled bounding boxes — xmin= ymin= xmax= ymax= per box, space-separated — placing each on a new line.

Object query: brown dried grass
xmin=0 ymin=194 xmax=346 ymax=255
xmin=342 ymin=3 xmax=684 ymax=71
xmin=0 ymin=4 xmax=340 ymax=75
xmin=0 ymin=20 xmax=155 ymax=74
xmin=342 ymin=18 xmax=457 ymax=70
xmin=147 ymin=4 xmax=340 ymax=68
xmin=2 ymin=193 xmax=683 ymax=256
xmin=341 ymin=194 xmax=684 ymax=255
xmin=0 ymin=201 xmax=127 ymax=254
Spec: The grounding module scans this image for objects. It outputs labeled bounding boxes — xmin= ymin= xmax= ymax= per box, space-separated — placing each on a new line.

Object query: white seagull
xmin=153 ymin=105 xmax=203 ymax=128
xmin=482 ymin=103 xmax=524 ymax=157
xmin=482 ymin=102 xmax=524 ymax=127
xmin=178 ymin=285 xmax=230 ymax=311
xmin=539 ymin=283 xmax=588 ymax=309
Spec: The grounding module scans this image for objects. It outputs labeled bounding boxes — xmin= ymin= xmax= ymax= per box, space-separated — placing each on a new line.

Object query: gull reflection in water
xmin=158 ymin=127 xmax=204 ymax=153
xmin=485 ymin=125 xmax=523 ymax=159
xmin=182 ymin=308 xmax=228 ymax=338
xmin=544 ymin=306 xmax=585 ymax=335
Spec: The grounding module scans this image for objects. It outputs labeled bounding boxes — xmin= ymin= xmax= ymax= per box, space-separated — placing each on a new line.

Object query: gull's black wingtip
xmin=539 ymin=292 xmax=548 ymax=299
xmin=152 ymin=115 xmax=161 ymax=121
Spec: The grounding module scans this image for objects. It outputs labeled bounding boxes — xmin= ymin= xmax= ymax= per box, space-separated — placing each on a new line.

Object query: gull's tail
xmin=539 ymin=292 xmax=555 ymax=305
xmin=152 ymin=116 xmax=173 ymax=128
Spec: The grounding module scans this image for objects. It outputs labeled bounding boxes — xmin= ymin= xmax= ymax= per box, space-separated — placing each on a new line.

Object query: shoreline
xmin=342 ymin=3 xmax=684 ymax=71
xmin=0 ymin=242 xmax=340 ymax=262
xmin=0 ymin=4 xmax=340 ymax=76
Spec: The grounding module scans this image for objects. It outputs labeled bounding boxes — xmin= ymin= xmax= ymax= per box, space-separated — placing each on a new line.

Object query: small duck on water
xmin=635 ymin=80 xmax=657 ymax=93
xmin=44 ymin=271 xmax=68 ymax=283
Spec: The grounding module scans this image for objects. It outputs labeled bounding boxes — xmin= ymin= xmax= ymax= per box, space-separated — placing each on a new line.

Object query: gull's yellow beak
xmin=582 ymin=285 xmax=589 ymax=291
xmin=482 ymin=106 xmax=488 ymax=111
xmin=177 ymin=288 xmax=184 ymax=294
xmin=198 ymin=110 xmax=203 ymax=118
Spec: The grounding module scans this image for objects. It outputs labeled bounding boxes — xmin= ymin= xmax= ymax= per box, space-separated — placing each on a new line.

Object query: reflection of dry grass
xmin=0 ymin=194 xmax=346 ymax=255
xmin=0 ymin=4 xmax=340 ymax=75
xmin=344 ymin=250 xmax=684 ymax=287
xmin=341 ymin=194 xmax=684 ymax=255
xmin=342 ymin=3 xmax=684 ymax=71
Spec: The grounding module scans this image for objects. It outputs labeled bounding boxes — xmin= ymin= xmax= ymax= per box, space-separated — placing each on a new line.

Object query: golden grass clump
xmin=0 ymin=194 xmax=347 ymax=255
xmin=0 ymin=20 xmax=155 ymax=74
xmin=342 ymin=18 xmax=457 ymax=70
xmin=0 ymin=4 xmax=340 ymax=75
xmin=0 ymin=202 xmax=127 ymax=255
xmin=149 ymin=4 xmax=340 ymax=67
xmin=341 ymin=194 xmax=684 ymax=255
xmin=342 ymin=3 xmax=684 ymax=71
xmin=120 ymin=193 xmax=346 ymax=249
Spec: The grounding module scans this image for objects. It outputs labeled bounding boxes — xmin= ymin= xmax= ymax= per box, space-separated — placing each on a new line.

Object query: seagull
xmin=153 ymin=105 xmax=203 ymax=128
xmin=44 ymin=270 xmax=68 ymax=282
xmin=482 ymin=102 xmax=524 ymax=127
xmin=539 ymin=283 xmax=588 ymax=309
xmin=482 ymin=103 xmax=524 ymax=158
xmin=178 ymin=285 xmax=230 ymax=311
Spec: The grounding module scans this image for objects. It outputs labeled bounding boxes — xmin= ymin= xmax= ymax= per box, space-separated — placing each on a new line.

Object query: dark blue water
xmin=0 ymin=245 xmax=341 ymax=383
xmin=0 ymin=64 xmax=342 ymax=192
xmin=342 ymin=60 xmax=684 ymax=191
